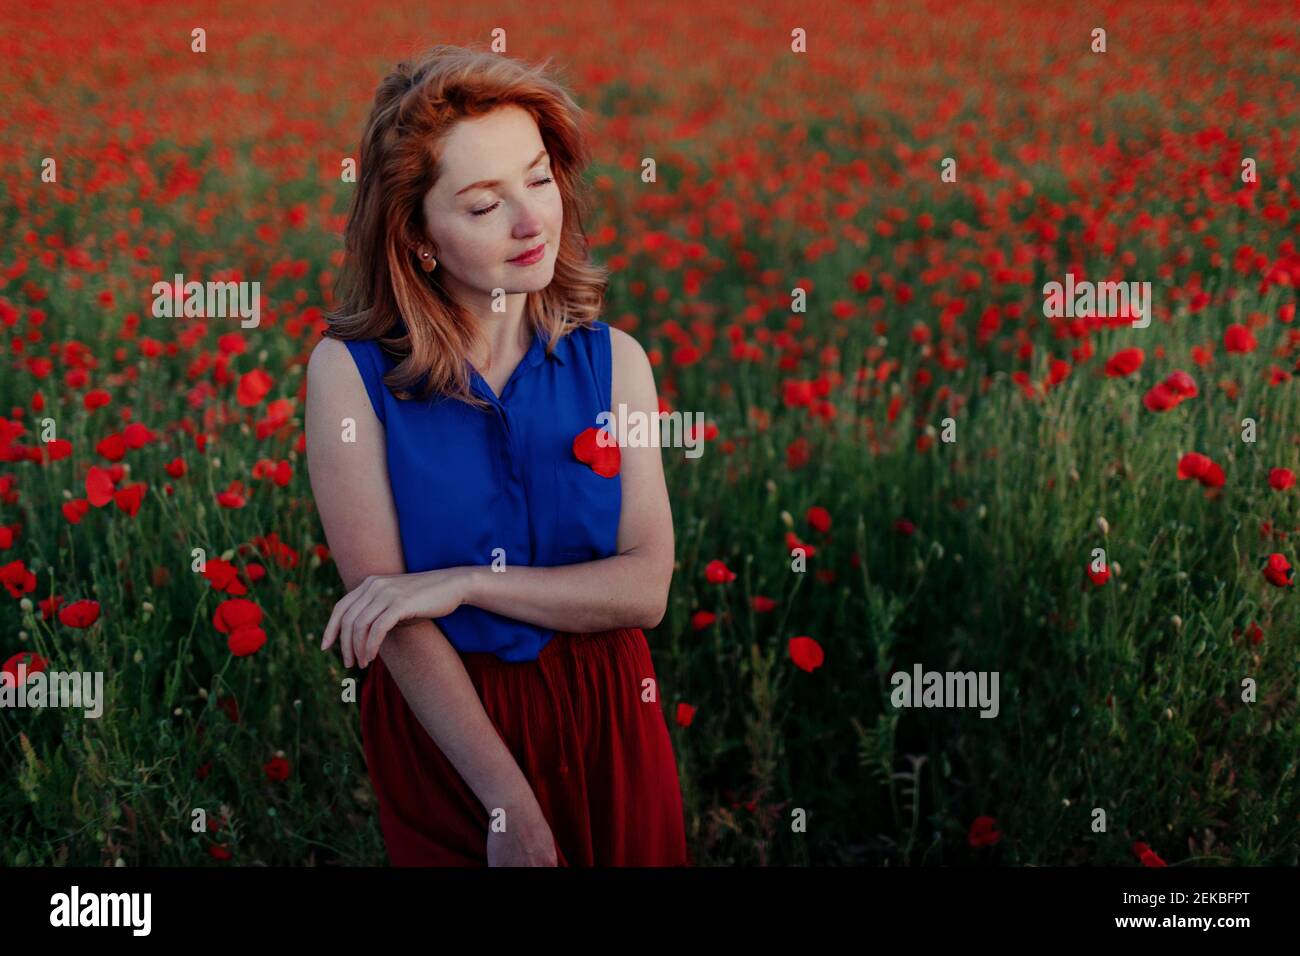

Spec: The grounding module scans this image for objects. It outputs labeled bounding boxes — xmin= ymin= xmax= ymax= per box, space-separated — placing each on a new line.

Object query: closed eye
xmin=470 ymin=177 xmax=554 ymax=217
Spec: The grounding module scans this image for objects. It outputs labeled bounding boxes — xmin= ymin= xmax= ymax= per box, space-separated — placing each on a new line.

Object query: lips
xmin=508 ymin=242 xmax=545 ymax=263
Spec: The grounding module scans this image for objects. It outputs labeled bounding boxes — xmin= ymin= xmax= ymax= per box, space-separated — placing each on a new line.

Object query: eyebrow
xmin=455 ymin=149 xmax=550 ymax=197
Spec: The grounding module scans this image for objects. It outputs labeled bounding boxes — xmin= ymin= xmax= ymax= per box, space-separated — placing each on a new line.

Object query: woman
xmin=304 ymin=44 xmax=689 ymax=867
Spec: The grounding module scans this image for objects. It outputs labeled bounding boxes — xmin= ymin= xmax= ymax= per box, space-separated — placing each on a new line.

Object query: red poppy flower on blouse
xmin=788 ymin=636 xmax=825 ymax=672
xmin=1263 ymin=553 xmax=1293 ymax=587
xmin=704 ymin=559 xmax=736 ymax=583
xmin=1269 ymin=467 xmax=1295 ymax=491
xmin=57 ymin=599 xmax=100 ymax=629
xmin=572 ymin=427 xmax=620 ymax=477
xmin=208 ymin=843 xmax=232 ymax=861
xmin=675 ymin=702 xmax=696 ymax=727
xmin=968 ymin=815 xmax=1002 ymax=848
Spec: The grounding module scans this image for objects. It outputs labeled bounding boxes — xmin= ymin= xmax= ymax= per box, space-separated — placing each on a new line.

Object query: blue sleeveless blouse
xmin=342 ymin=318 xmax=621 ymax=662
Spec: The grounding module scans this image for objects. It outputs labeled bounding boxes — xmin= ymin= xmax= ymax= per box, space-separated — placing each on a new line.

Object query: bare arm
xmin=304 ymin=336 xmax=544 ymax=821
xmin=459 ymin=326 xmax=675 ymax=632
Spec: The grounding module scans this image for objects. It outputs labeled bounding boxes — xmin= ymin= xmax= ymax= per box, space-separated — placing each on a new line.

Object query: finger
xmin=320 ymin=596 xmax=348 ymax=651
xmin=341 ymin=590 xmax=383 ymax=669
xmin=356 ymin=601 xmax=391 ymax=669
xmin=359 ymin=607 xmax=400 ymax=668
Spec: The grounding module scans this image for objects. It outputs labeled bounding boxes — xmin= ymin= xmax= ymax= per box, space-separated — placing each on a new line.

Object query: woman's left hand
xmin=320 ymin=568 xmax=471 ymax=668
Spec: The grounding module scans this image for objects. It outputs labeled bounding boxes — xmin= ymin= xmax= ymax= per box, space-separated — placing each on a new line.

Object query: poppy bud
xmin=780 ymin=510 xmax=793 ymax=528
xmin=19 ymin=598 xmax=32 ymax=613
xmin=1170 ymin=614 xmax=1183 ymax=632
xmin=1097 ymin=516 xmax=1109 ymax=536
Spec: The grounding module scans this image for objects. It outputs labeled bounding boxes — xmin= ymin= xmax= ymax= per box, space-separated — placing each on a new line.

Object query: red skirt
xmin=360 ymin=625 xmax=690 ymax=866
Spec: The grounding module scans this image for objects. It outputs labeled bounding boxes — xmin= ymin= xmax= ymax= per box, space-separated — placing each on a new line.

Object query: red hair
xmin=324 ymin=43 xmax=608 ymax=410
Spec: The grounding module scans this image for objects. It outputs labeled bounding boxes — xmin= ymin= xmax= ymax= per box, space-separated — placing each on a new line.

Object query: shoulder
xmin=606 ymin=324 xmax=651 ymax=376
xmin=307 ymin=335 xmax=365 ymax=385
xmin=307 ymin=335 xmax=383 ymax=416
xmin=605 ymin=325 xmax=656 ymax=407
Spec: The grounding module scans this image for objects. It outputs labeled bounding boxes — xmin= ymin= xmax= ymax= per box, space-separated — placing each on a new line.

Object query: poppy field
xmin=1 ymin=1 xmax=1298 ymax=866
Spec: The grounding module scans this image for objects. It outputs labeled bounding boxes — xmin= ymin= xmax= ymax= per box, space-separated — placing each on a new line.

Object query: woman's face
xmin=421 ymin=104 xmax=563 ymax=309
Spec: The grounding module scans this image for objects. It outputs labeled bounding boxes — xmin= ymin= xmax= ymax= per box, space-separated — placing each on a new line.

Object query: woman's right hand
xmin=486 ymin=801 xmax=559 ymax=866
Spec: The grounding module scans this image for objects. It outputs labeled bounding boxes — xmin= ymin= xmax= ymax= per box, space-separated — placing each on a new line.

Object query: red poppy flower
xmin=1087 ymin=562 xmax=1110 ymax=586
xmin=203 ymin=557 xmax=248 ymax=596
xmin=263 ymin=755 xmax=291 ymax=782
xmin=1269 ymin=467 xmax=1295 ymax=491
xmin=674 ymin=702 xmax=696 ymax=727
xmin=704 ymin=559 xmax=737 ymax=583
xmin=95 ymin=432 xmax=127 ymax=462
xmin=1224 ymin=324 xmax=1257 ymax=353
xmin=85 ymin=465 xmax=116 ymax=507
xmin=114 ymin=482 xmax=147 ymax=517
xmin=61 ymin=499 xmax=91 ymax=524
xmin=750 ymin=595 xmax=777 ymax=613
xmin=806 ymin=505 xmax=832 ymax=533
xmin=0 ymin=559 xmax=36 ymax=598
xmin=788 ymin=636 xmax=825 ymax=672
xmin=213 ymin=598 xmax=263 ymax=634
xmin=968 ymin=815 xmax=1003 ymax=848
xmin=690 ymin=610 xmax=716 ymax=631
xmin=1132 ymin=841 xmax=1167 ymax=867
xmin=57 ymin=599 xmax=100 ymax=628
xmin=1104 ymin=347 xmax=1144 ymax=377
xmin=2 ymin=651 xmax=47 ymax=684
xmin=236 ymin=368 xmax=274 ymax=407
xmin=572 ymin=427 xmax=620 ymax=477
xmin=39 ymin=594 xmax=65 ymax=620
xmin=228 ymin=626 xmax=267 ymax=657
xmin=1263 ymin=553 xmax=1293 ymax=587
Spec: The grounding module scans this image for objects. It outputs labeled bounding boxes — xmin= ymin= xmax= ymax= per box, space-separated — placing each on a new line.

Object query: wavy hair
xmin=323 ymin=43 xmax=608 ymax=410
